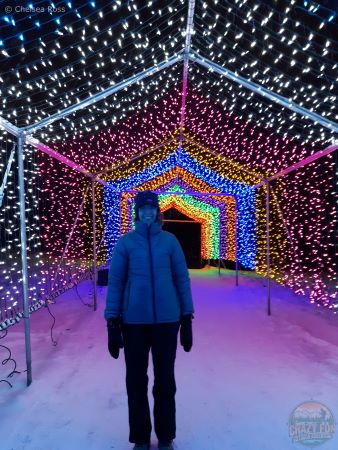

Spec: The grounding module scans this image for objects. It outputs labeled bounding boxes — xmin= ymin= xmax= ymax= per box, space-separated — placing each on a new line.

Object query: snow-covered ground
xmin=1 ymin=267 xmax=338 ymax=450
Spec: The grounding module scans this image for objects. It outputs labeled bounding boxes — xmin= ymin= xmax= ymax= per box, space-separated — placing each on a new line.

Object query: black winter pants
xmin=122 ymin=322 xmax=180 ymax=444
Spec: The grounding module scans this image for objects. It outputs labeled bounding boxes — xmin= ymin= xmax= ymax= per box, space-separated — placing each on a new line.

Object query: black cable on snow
xmin=0 ymin=330 xmax=22 ymax=388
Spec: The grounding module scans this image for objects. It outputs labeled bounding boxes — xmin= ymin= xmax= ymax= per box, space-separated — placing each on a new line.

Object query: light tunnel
xmin=102 ymin=148 xmax=256 ymax=269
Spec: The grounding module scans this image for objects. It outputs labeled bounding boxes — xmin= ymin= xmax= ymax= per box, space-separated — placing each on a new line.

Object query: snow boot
xmin=133 ymin=444 xmax=150 ymax=450
xmin=158 ymin=441 xmax=174 ymax=450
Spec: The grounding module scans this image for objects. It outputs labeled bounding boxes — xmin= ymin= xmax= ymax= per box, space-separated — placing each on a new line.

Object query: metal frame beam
xmin=97 ymin=134 xmax=265 ymax=182
xmin=0 ymin=118 xmax=106 ymax=184
xmin=122 ymin=189 xmax=235 ymax=198
xmin=189 ymin=52 xmax=338 ymax=134
xmin=96 ymin=137 xmax=179 ymax=176
xmin=0 ymin=117 xmax=21 ymax=136
xmin=254 ymin=144 xmax=338 ymax=188
xmin=22 ymin=53 xmax=184 ymax=134
xmin=26 ymin=137 xmax=107 ymax=185
xmin=0 ymin=143 xmax=16 ymax=207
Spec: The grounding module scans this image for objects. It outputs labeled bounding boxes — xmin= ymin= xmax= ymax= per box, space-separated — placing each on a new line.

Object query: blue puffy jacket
xmin=104 ymin=221 xmax=194 ymax=323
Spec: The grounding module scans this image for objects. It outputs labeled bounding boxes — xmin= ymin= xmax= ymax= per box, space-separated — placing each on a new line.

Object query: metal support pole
xmin=334 ymin=150 xmax=338 ymax=285
xmin=270 ymin=186 xmax=306 ymax=286
xmin=218 ymin=215 xmax=221 ymax=276
xmin=91 ymin=181 xmax=98 ymax=311
xmin=177 ymin=0 xmax=196 ymax=177
xmin=0 ymin=144 xmax=16 ymax=208
xmin=235 ymin=199 xmax=239 ymax=286
xmin=235 ymin=257 xmax=239 ymax=286
xmin=17 ymin=134 xmax=32 ymax=386
xmin=51 ymin=185 xmax=90 ymax=291
xmin=266 ymin=182 xmax=271 ymax=315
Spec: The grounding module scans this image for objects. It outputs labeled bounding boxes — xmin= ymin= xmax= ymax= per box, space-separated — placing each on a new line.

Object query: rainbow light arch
xmin=104 ymin=148 xmax=255 ymax=268
xmin=161 ymin=196 xmax=217 ymax=259
xmin=125 ymin=188 xmax=220 ymax=259
xmin=120 ymin=180 xmax=236 ymax=260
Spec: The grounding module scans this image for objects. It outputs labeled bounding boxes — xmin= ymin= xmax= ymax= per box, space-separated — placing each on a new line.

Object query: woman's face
xmin=138 ymin=205 xmax=157 ymax=225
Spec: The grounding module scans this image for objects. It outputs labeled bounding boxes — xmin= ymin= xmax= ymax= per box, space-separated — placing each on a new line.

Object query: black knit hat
xmin=135 ymin=191 xmax=160 ymax=220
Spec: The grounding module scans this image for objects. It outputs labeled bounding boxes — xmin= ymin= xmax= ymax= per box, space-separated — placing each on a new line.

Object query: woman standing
xmin=105 ymin=190 xmax=194 ymax=450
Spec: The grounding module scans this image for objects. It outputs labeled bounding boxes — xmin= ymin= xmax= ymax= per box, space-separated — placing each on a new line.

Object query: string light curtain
xmin=1 ymin=0 xmax=337 ymax=313
xmin=36 ymin=152 xmax=95 ymax=304
xmin=0 ymin=133 xmax=47 ymax=326
xmin=192 ymin=0 xmax=336 ymax=147
xmin=0 ymin=0 xmax=187 ymax=139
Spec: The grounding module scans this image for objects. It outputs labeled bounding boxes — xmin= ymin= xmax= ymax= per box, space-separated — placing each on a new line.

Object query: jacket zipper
xmin=147 ymin=226 xmax=157 ymax=323
xmin=125 ymin=281 xmax=131 ymax=311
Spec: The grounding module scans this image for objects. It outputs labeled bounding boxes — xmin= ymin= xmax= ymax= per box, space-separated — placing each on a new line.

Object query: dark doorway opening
xmin=162 ymin=208 xmax=202 ymax=269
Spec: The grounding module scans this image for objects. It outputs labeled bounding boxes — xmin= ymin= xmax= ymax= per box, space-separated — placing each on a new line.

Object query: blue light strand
xmin=103 ymin=148 xmax=256 ymax=269
xmin=179 ymin=150 xmax=256 ymax=268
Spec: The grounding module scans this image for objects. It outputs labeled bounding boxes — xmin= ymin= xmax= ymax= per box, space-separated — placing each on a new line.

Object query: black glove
xmin=107 ymin=317 xmax=124 ymax=359
xmin=180 ymin=314 xmax=193 ymax=352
